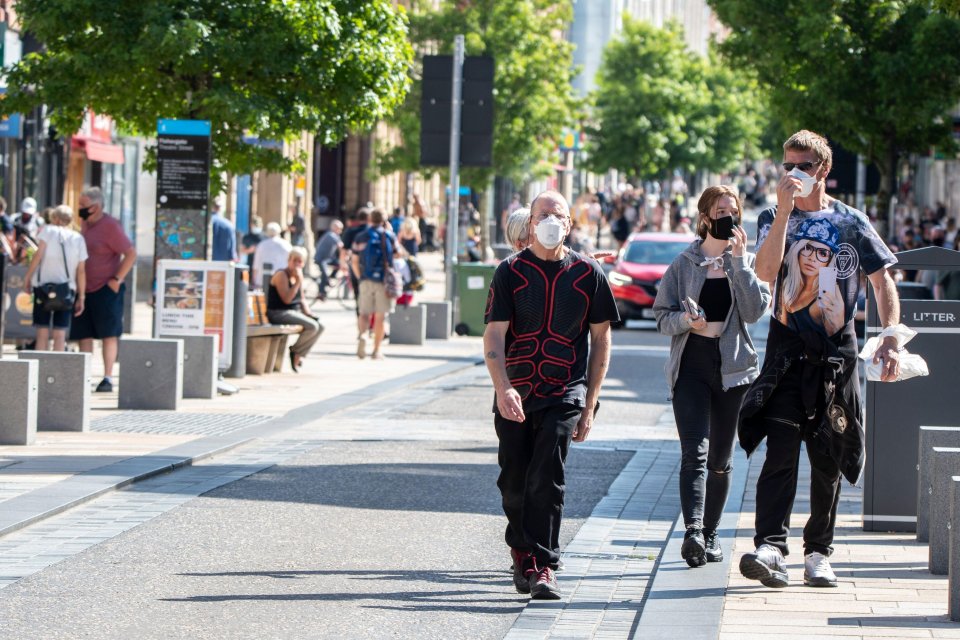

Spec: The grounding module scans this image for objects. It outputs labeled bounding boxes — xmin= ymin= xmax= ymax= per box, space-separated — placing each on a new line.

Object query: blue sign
xmin=0 ymin=88 xmax=21 ymax=139
xmin=0 ymin=112 xmax=21 ymax=138
xmin=157 ymin=119 xmax=211 ymax=136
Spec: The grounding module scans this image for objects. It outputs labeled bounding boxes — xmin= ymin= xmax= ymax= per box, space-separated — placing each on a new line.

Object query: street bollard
xmin=929 ymin=447 xmax=960 ymax=574
xmin=118 ymin=338 xmax=184 ymax=410
xmin=918 ymin=426 xmax=960 ymax=543
xmin=0 ymin=359 xmax=38 ymax=445
xmin=17 ymin=351 xmax=91 ymax=432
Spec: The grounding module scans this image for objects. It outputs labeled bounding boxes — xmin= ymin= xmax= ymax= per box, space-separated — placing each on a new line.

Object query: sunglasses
xmin=799 ymin=242 xmax=832 ymax=263
xmin=782 ymin=161 xmax=821 ymax=172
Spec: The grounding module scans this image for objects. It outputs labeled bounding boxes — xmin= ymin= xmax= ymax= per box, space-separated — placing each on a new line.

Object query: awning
xmin=83 ymin=140 xmax=125 ymax=164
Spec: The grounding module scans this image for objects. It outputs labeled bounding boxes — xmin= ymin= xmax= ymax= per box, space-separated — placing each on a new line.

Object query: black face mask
xmin=78 ymin=206 xmax=93 ymax=220
xmin=708 ymin=215 xmax=736 ymax=240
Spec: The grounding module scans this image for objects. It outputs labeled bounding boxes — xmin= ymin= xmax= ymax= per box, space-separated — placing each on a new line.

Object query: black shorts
xmin=70 ymin=283 xmax=125 ymax=340
xmin=33 ymin=299 xmax=73 ymax=330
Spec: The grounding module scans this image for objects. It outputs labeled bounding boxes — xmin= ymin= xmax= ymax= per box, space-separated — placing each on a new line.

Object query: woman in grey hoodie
xmin=653 ymin=185 xmax=771 ymax=568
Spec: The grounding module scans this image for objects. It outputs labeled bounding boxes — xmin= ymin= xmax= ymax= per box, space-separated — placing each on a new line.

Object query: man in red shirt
xmin=70 ymin=187 xmax=136 ymax=392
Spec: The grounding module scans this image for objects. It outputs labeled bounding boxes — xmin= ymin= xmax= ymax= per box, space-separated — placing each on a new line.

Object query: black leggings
xmin=672 ymin=334 xmax=748 ymax=532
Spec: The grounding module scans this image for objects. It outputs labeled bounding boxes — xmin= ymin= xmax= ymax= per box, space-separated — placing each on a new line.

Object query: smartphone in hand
xmin=681 ymin=296 xmax=703 ymax=319
xmin=818 ymin=266 xmax=837 ymax=298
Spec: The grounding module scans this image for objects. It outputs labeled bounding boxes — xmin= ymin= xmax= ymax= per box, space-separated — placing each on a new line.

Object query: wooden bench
xmin=245 ymin=291 xmax=303 ymax=375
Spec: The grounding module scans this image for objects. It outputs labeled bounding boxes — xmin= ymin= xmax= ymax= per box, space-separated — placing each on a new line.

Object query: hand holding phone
xmin=681 ymin=296 xmax=703 ymax=319
xmin=818 ymin=266 xmax=837 ymax=298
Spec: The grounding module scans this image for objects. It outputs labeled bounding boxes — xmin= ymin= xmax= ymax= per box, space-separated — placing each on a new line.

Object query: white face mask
xmin=788 ymin=167 xmax=818 ymax=198
xmin=534 ymin=216 xmax=565 ymax=249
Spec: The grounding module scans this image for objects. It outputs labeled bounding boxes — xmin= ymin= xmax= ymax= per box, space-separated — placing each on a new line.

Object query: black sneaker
xmin=739 ymin=544 xmax=789 ymax=588
xmin=529 ymin=565 xmax=561 ymax=600
xmin=681 ymin=527 xmax=706 ymax=567
xmin=510 ymin=548 xmax=532 ymax=594
xmin=95 ymin=377 xmax=113 ymax=393
xmin=704 ymin=530 xmax=723 ymax=563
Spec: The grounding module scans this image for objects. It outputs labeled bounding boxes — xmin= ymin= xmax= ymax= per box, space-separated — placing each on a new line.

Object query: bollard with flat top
xmin=389 ymin=305 xmax=427 ymax=345
xmin=118 ymin=338 xmax=183 ymax=410
xmin=917 ymin=426 xmax=960 ymax=542
xmin=0 ymin=359 xmax=38 ymax=445
xmin=159 ymin=334 xmax=217 ymax=399
xmin=422 ymin=301 xmax=452 ymax=339
xmin=950 ymin=476 xmax=960 ymax=620
xmin=17 ymin=351 xmax=91 ymax=432
xmin=929 ymin=447 xmax=960 ymax=574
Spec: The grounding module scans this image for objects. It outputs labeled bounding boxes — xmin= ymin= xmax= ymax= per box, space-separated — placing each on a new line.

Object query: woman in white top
xmin=23 ymin=205 xmax=88 ymax=351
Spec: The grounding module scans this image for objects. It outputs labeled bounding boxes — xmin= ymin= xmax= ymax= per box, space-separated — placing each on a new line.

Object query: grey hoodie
xmin=653 ymin=239 xmax=771 ymax=397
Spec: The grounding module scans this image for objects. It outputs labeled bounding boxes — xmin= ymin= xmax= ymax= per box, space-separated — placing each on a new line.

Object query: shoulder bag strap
xmin=59 ymin=233 xmax=69 ymax=282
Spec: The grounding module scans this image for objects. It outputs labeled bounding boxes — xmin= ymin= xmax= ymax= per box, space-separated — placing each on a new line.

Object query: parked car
xmin=606 ymin=232 xmax=695 ymax=324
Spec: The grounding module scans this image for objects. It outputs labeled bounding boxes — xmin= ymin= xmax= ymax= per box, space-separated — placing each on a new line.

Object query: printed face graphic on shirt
xmin=756 ymin=206 xmax=892 ymax=338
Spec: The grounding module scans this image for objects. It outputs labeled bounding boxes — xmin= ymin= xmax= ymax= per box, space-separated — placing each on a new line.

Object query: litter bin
xmin=454 ymin=262 xmax=496 ymax=336
xmin=863 ymin=245 xmax=960 ymax=532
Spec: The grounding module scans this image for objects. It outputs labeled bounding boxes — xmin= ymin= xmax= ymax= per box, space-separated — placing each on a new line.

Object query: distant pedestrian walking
xmin=653 ymin=185 xmax=770 ymax=568
xmin=483 ymin=190 xmax=619 ymax=600
xmin=738 ymin=130 xmax=902 ymax=589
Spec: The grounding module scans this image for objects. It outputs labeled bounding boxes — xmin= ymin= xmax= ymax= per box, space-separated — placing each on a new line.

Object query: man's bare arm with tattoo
xmin=483 ymin=320 xmax=525 ymax=422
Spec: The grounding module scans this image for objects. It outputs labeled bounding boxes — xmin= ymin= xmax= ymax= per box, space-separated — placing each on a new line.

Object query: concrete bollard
xmin=389 ymin=305 xmax=427 ymax=345
xmin=950 ymin=476 xmax=960 ymax=620
xmin=0 ymin=359 xmax=38 ymax=445
xmin=929 ymin=447 xmax=960 ymax=574
xmin=17 ymin=351 xmax=91 ymax=432
xmin=422 ymin=301 xmax=452 ymax=339
xmin=918 ymin=427 xmax=960 ymax=542
xmin=118 ymin=338 xmax=183 ymax=410
xmin=159 ymin=334 xmax=218 ymax=400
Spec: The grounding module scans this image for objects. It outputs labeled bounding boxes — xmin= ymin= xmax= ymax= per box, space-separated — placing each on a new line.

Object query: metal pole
xmin=445 ymin=35 xmax=464 ymax=303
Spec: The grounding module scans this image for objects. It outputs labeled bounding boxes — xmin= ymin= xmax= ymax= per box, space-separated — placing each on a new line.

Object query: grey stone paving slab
xmin=90 ymin=412 xmax=271 ymax=436
xmin=505 ymin=441 xmax=681 ymax=640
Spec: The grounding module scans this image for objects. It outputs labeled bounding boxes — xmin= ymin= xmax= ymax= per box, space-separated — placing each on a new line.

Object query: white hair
xmin=505 ymin=207 xmax=531 ymax=250
xmin=81 ymin=186 xmax=104 ymax=206
xmin=265 ymin=222 xmax=282 ymax=238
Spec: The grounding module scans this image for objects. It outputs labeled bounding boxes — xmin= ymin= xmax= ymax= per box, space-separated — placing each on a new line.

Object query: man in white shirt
xmin=252 ymin=222 xmax=292 ymax=289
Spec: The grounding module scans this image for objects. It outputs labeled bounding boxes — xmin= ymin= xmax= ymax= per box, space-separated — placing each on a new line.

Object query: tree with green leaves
xmin=4 ymin=0 xmax=412 ymax=191
xmin=586 ymin=18 xmax=763 ymax=182
xmin=372 ymin=0 xmax=580 ymax=189
xmin=708 ymin=0 xmax=960 ymax=222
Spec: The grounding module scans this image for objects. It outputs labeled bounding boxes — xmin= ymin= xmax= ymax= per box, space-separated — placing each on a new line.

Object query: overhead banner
xmin=154 ymin=259 xmax=234 ymax=370
xmin=155 ymin=119 xmax=211 ymax=261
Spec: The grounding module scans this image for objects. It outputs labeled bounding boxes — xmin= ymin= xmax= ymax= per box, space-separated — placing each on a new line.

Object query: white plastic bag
xmin=858 ymin=323 xmax=929 ymax=382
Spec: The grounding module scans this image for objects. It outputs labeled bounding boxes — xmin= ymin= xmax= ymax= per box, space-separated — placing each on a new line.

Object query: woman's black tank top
xmin=698 ymin=278 xmax=731 ymax=322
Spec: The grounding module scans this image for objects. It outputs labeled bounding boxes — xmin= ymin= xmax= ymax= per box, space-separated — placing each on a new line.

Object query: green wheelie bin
xmin=454 ymin=263 xmax=497 ymax=336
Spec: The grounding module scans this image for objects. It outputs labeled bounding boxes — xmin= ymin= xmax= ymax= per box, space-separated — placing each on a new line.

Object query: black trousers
xmin=672 ymin=334 xmax=748 ymax=533
xmin=495 ymin=403 xmax=580 ymax=570
xmin=752 ymin=364 xmax=842 ymax=557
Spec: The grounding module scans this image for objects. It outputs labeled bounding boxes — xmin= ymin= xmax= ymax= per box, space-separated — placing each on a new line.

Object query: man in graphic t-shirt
xmin=483 ymin=190 xmax=619 ymax=600
xmin=737 ymin=130 xmax=901 ymax=590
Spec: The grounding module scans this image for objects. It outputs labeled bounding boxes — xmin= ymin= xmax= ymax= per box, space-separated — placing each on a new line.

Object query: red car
xmin=606 ymin=232 xmax=696 ymax=323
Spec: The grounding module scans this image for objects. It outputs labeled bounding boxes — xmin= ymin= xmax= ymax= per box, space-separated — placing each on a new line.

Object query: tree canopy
xmin=585 ymin=18 xmax=763 ymax=181
xmin=373 ymin=0 xmax=580 ymax=188
xmin=4 ymin=0 xmax=413 ymax=188
xmin=708 ymin=0 xmax=960 ymax=215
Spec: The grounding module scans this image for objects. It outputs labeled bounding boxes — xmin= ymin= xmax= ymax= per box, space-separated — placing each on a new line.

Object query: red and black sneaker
xmin=528 ymin=565 xmax=561 ymax=600
xmin=510 ymin=548 xmax=533 ymax=594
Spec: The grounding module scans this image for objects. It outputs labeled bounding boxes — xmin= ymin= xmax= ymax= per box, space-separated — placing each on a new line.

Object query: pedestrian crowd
xmin=3 ymin=187 xmax=136 ymax=393
xmin=482 ymin=129 xmax=905 ymax=602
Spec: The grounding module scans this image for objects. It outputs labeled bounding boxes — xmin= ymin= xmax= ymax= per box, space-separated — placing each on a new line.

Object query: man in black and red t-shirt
xmin=483 ymin=190 xmax=619 ymax=600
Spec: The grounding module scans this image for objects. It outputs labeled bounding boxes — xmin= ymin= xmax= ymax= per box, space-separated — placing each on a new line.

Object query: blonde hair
xmin=505 ymin=207 xmax=531 ymax=250
xmin=780 ymin=239 xmax=836 ymax=312
xmin=289 ymin=246 xmax=308 ymax=262
xmin=51 ymin=205 xmax=74 ymax=225
xmin=696 ymin=185 xmax=742 ymax=239
xmin=784 ymin=129 xmax=833 ymax=168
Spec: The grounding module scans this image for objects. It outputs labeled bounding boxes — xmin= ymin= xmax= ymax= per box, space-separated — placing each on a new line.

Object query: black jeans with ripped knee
xmin=671 ymin=334 xmax=749 ymax=533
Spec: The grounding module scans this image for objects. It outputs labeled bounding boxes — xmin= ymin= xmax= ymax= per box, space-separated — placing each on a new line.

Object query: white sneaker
xmin=357 ymin=334 xmax=367 ymax=359
xmin=739 ymin=543 xmax=789 ymax=588
xmin=804 ymin=551 xmax=838 ymax=587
